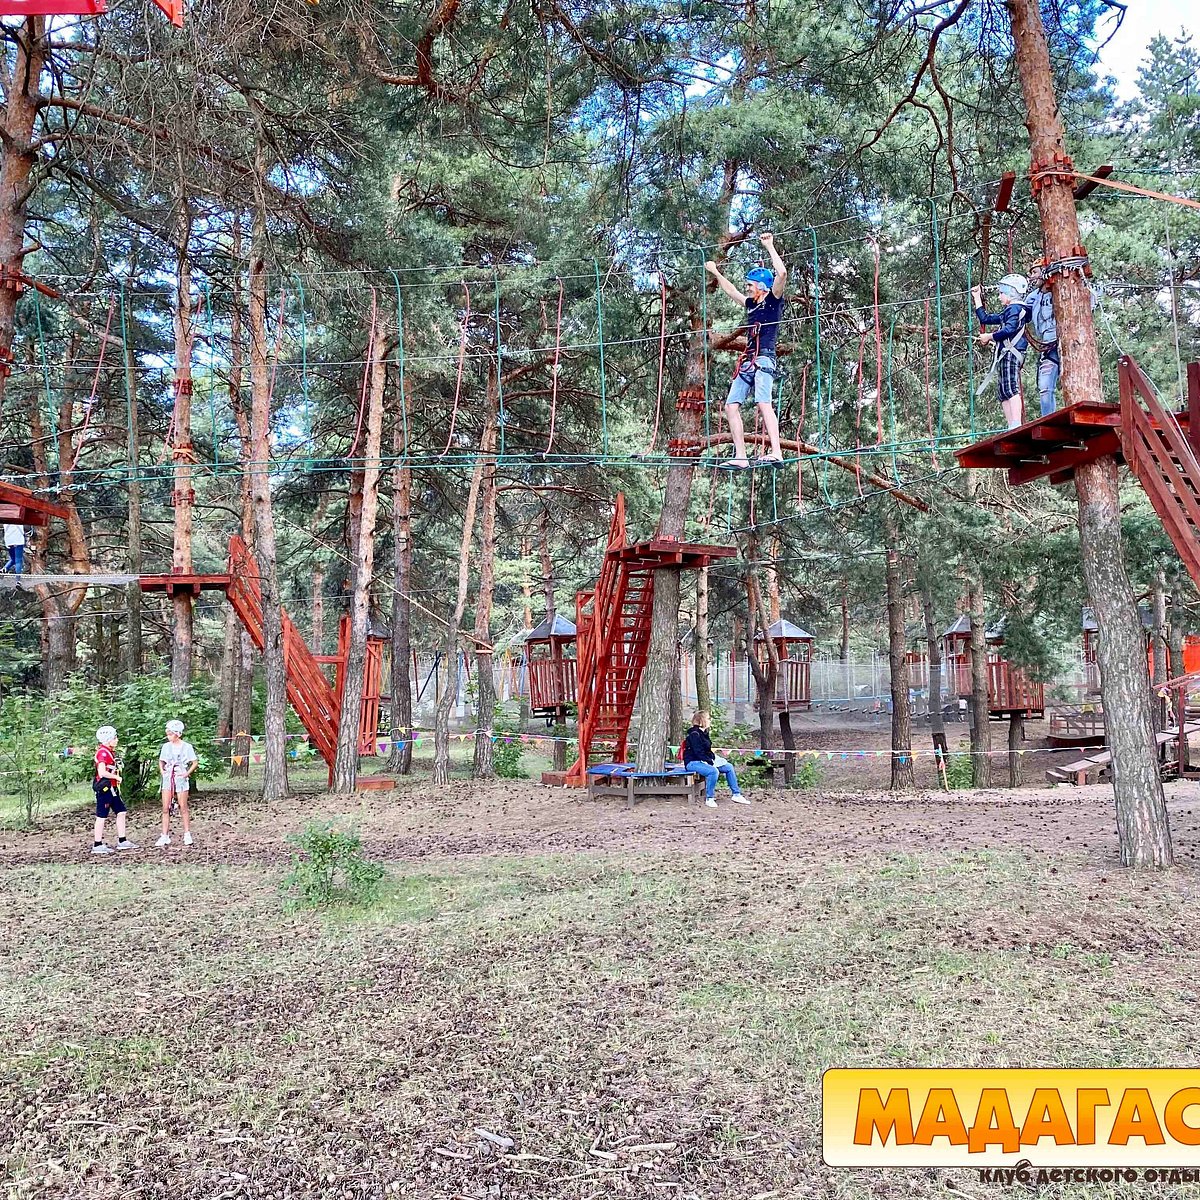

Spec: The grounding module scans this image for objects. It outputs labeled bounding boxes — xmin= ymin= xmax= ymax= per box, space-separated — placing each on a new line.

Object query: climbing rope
xmin=69 ymin=298 xmax=117 ymax=473
xmin=391 ymin=271 xmax=409 ymax=457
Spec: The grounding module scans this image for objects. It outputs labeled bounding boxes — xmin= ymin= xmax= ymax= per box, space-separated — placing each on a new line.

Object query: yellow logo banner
xmin=823 ymin=1069 xmax=1200 ymax=1169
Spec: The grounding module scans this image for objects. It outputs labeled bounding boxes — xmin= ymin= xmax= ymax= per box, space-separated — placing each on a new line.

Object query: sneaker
xmin=729 ymin=794 xmax=751 ymax=805
xmin=155 ymin=834 xmax=171 ymax=848
xmin=705 ymin=798 xmax=718 ymax=808
xmin=116 ymin=839 xmax=139 ymax=851
xmin=183 ymin=832 xmax=194 ymax=846
xmin=91 ymin=843 xmax=113 ymax=855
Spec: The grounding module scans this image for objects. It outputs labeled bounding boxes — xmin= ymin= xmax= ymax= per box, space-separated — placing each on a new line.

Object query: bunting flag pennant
xmin=232 ymin=755 xmax=244 ymax=766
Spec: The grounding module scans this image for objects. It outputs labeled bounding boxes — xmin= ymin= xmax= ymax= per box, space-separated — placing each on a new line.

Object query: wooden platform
xmin=0 ymin=481 xmax=70 ymax=527
xmin=585 ymin=764 xmax=704 ymax=807
xmin=614 ymin=538 xmax=737 ymax=572
xmin=1046 ymin=724 xmax=1200 ymax=785
xmin=138 ymin=572 xmax=232 ymax=596
xmin=955 ymin=400 xmax=1193 ymax=486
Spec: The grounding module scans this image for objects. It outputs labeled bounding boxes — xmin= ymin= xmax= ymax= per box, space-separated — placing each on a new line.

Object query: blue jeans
xmin=1038 ymin=350 xmax=1060 ymax=417
xmin=725 ymin=354 xmax=776 ymax=409
xmin=4 ymin=544 xmax=23 ymax=573
xmin=686 ymin=760 xmax=742 ymax=799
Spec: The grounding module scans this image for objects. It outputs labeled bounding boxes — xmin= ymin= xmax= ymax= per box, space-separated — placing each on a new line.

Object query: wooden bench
xmin=585 ymin=763 xmax=705 ymax=807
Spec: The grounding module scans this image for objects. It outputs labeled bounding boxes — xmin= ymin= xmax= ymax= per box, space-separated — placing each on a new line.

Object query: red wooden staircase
xmin=1119 ymin=357 xmax=1200 ymax=587
xmin=140 ymin=535 xmax=391 ymax=786
xmin=224 ymin=535 xmax=341 ymax=774
xmin=564 ymin=496 xmax=735 ymax=785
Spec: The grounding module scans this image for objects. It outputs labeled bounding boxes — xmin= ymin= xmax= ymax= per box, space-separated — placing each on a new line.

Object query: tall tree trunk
xmin=170 ymin=222 xmax=195 ymax=696
xmin=248 ymin=198 xmax=288 ymax=802
xmin=472 ymin=367 xmax=500 ymax=780
xmin=227 ymin=221 xmax=254 ymax=779
xmin=538 ymin=507 xmax=567 ymax=771
xmin=1169 ymin=570 xmax=1189 ymax=772
xmin=29 ymin=335 xmax=90 ymax=690
xmin=964 ymin=475 xmax=991 ymax=785
xmin=0 ymin=18 xmax=47 ymax=413
xmin=1008 ymin=0 xmax=1171 ymax=867
xmin=695 ymin=567 xmax=712 ymax=714
xmin=884 ymin=509 xmax=915 ymax=789
xmin=745 ymin=559 xmax=779 ymax=755
xmin=432 ymin=451 xmax=488 ymax=785
xmin=841 ymin=580 xmax=851 ymax=704
xmin=217 ymin=607 xmax=238 ymax=760
xmin=638 ymin=158 xmax=741 ymax=773
xmin=967 ymin=572 xmax=991 ymax=786
xmin=920 ymin=583 xmax=948 ymax=759
xmin=518 ymin=535 xmax=533 ymax=730
xmin=122 ymin=293 xmax=144 ymax=678
xmin=1008 ymin=712 xmax=1024 ymax=788
xmin=332 ymin=318 xmax=389 ymax=793
xmin=388 ymin=413 xmax=414 ymax=775
xmin=1151 ymin=569 xmax=1168 ymax=735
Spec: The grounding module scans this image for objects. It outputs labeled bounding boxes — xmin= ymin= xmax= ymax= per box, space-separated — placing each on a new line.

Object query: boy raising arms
xmin=157 ymin=719 xmax=199 ymax=847
xmin=705 ymin=232 xmax=788 ymax=468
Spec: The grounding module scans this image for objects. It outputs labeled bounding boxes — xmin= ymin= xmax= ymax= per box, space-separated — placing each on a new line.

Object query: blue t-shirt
xmin=745 ymin=291 xmax=784 ymax=356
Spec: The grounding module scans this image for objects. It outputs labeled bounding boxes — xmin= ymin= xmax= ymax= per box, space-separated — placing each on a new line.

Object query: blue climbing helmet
xmin=746 ymin=266 xmax=774 ymax=290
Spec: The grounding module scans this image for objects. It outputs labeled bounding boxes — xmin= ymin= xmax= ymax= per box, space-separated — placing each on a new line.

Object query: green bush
xmin=492 ymin=736 xmax=527 ymax=779
xmin=56 ymin=673 xmax=219 ymax=802
xmin=791 ymin=756 xmax=822 ymax=790
xmin=0 ymin=694 xmax=75 ymax=828
xmin=283 ymin=822 xmax=385 ymax=910
xmin=943 ymin=753 xmax=975 ymax=790
xmin=489 ymin=706 xmax=532 ymax=778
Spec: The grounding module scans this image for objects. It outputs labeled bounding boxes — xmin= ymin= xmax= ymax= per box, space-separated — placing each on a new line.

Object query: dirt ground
xmin=3 ymin=774 xmax=1200 ymax=1199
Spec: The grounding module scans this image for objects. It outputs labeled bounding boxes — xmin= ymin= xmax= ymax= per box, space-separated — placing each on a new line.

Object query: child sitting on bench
xmin=683 ymin=711 xmax=749 ymax=808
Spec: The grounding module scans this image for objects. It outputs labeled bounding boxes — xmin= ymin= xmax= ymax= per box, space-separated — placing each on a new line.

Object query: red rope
xmin=349 ymin=287 xmax=378 ymax=459
xmin=442 ymin=281 xmax=471 ymax=456
xmin=544 ymin=276 xmax=564 ymax=456
xmin=872 ymin=237 xmax=883 ymax=444
xmin=69 ymin=299 xmax=117 ymax=472
xmin=748 ymin=406 xmax=760 ymax=525
xmin=796 ymin=362 xmax=808 ymax=514
xmin=645 ymin=273 xmax=668 ymax=452
xmin=853 ymin=331 xmax=866 ymax=497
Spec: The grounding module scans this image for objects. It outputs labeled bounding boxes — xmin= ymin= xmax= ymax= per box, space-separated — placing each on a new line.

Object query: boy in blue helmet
xmin=705 ymin=231 xmax=788 ymax=468
xmin=971 ymin=273 xmax=1030 ymax=430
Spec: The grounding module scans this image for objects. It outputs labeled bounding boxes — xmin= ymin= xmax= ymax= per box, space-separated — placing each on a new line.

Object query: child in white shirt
xmin=157 ymin=719 xmax=198 ymax=847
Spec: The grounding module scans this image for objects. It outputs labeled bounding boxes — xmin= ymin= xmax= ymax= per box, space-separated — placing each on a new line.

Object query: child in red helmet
xmin=705 ymin=232 xmax=788 ymax=468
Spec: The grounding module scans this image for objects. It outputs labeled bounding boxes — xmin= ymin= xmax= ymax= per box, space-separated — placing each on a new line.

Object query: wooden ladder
xmin=567 ymin=498 xmax=656 ymax=783
xmin=225 ymin=535 xmax=341 ymax=775
xmin=1119 ymin=357 xmax=1200 ymax=588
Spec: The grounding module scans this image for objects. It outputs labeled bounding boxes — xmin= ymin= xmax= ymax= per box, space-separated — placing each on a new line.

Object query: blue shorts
xmin=93 ymin=779 xmax=126 ymax=819
xmin=726 ymin=354 xmax=777 ymax=408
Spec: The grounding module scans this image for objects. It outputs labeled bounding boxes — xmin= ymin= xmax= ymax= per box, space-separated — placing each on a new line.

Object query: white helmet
xmin=998 ymin=273 xmax=1028 ymax=300
xmin=165 ymin=719 xmax=185 ymax=735
xmin=96 ymin=726 xmax=118 ymax=745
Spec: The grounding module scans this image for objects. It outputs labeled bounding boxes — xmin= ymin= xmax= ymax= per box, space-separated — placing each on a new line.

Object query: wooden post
xmin=1007 ymin=0 xmax=1172 ymax=867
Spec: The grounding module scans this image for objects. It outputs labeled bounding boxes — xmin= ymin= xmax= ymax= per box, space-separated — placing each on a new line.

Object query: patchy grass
xmin=3 ymin=812 xmax=1200 ymax=1198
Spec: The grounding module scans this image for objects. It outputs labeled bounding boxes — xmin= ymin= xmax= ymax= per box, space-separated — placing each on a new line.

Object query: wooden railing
xmin=772 ymin=658 xmax=811 ymax=707
xmin=950 ymin=656 xmax=1044 ymax=715
xmin=227 ymin=536 xmax=341 ymax=771
xmin=1119 ymin=355 xmax=1200 ymax=587
xmin=528 ymin=656 xmax=578 ymax=709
